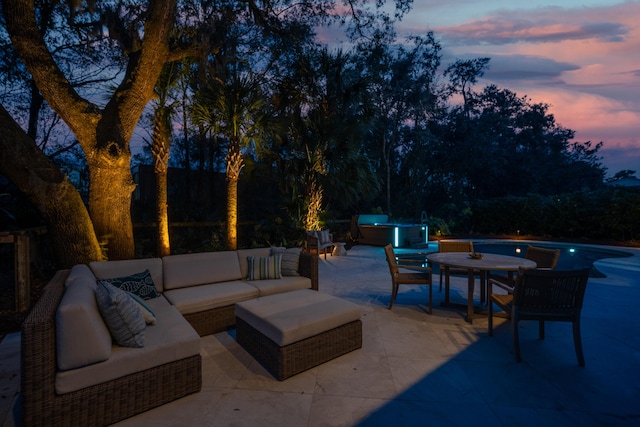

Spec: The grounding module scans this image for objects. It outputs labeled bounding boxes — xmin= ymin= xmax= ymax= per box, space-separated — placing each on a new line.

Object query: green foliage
xmin=248 ymin=215 xmax=306 ymax=248
xmin=3 ymin=0 xmax=631 ymax=265
xmin=428 ymin=217 xmax=451 ymax=236
xmin=204 ymin=228 xmax=227 ymax=252
xmin=469 ymin=188 xmax=640 ymax=242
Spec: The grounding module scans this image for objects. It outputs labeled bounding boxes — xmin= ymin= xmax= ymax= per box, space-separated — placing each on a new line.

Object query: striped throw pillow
xmin=127 ymin=292 xmax=157 ymax=325
xmin=95 ymin=281 xmax=146 ymax=348
xmin=270 ymin=247 xmax=301 ymax=276
xmin=246 ymin=254 xmax=282 ymax=280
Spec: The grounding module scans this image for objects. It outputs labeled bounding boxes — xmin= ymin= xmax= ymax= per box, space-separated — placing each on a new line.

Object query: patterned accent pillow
xmin=318 ymin=230 xmax=331 ymax=244
xmin=101 ymin=269 xmax=160 ymax=300
xmin=270 ymin=247 xmax=301 ymax=276
xmin=127 ymin=292 xmax=157 ymax=325
xmin=95 ymin=281 xmax=146 ymax=348
xmin=246 ymin=254 xmax=282 ymax=280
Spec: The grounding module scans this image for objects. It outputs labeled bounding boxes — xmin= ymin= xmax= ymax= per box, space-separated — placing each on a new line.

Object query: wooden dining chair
xmin=488 ymin=267 xmax=590 ymax=365
xmin=437 ymin=240 xmax=476 ymax=292
xmin=384 ymin=244 xmax=433 ymax=314
xmin=489 ymin=246 xmax=561 ymax=294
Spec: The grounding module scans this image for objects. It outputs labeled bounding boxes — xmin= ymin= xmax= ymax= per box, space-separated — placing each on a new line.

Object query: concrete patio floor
xmin=1 ymin=242 xmax=639 ymax=426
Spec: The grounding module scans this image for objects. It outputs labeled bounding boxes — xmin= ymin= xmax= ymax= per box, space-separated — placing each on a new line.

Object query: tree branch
xmin=2 ymin=0 xmax=101 ymax=144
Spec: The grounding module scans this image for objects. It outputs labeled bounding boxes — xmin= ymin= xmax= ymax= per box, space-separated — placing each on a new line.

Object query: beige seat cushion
xmin=235 ymin=289 xmax=361 ymax=346
xmin=243 ymin=276 xmax=311 ymax=297
xmin=55 ymin=296 xmax=200 ymax=394
xmin=163 ymin=281 xmax=259 ymax=315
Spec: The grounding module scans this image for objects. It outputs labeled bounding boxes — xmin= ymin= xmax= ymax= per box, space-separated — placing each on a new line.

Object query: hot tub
xmin=354 ymin=215 xmax=428 ymax=248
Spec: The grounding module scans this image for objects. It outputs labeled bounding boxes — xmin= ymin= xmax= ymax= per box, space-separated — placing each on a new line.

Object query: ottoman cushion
xmin=235 ymin=289 xmax=361 ymax=346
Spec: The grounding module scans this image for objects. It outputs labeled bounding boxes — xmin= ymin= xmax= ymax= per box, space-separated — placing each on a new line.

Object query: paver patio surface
xmin=2 ymin=242 xmax=639 ymax=426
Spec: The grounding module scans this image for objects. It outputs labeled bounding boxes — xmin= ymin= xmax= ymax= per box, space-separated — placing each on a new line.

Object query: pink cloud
xmin=433 ymin=3 xmax=639 ymax=45
xmin=439 ymin=18 xmax=624 ymax=45
xmin=524 ymin=88 xmax=640 ymax=173
xmin=426 ymin=2 xmax=640 ymax=175
xmin=524 ymin=89 xmax=636 ymax=142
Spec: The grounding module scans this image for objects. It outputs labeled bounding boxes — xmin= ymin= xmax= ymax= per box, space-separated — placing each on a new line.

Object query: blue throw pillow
xmin=100 ymin=269 xmax=160 ymax=300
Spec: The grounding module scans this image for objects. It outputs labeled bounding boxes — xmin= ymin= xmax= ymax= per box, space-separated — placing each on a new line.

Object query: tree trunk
xmin=152 ymin=107 xmax=172 ymax=257
xmin=86 ymin=153 xmax=136 ymax=260
xmin=0 ymin=105 xmax=102 ymax=268
xmin=27 ymin=79 xmax=44 ymax=141
xmin=226 ymin=176 xmax=238 ymax=250
xmin=3 ymin=0 xmax=178 ymax=260
xmin=304 ymin=178 xmax=322 ymax=231
xmin=226 ymin=140 xmax=244 ymax=250
xmin=156 ymin=171 xmax=170 ymax=256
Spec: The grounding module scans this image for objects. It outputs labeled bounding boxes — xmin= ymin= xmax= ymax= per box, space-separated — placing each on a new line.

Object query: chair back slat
xmin=525 ymin=246 xmax=561 ymax=270
xmin=385 ymin=244 xmax=433 ymax=312
xmin=514 ymin=268 xmax=589 ymax=315
xmin=384 ymin=244 xmax=399 ymax=275
xmin=438 ymin=240 xmax=474 ymax=253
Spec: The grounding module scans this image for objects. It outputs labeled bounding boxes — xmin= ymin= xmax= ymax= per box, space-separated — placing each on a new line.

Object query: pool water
xmin=403 ymin=241 xmax=633 ymax=278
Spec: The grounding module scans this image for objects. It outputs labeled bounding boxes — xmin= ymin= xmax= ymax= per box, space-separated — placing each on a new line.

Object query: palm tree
xmin=192 ymin=73 xmax=268 ymax=250
xmin=149 ymin=61 xmax=189 ymax=256
xmin=270 ymin=47 xmax=382 ymax=235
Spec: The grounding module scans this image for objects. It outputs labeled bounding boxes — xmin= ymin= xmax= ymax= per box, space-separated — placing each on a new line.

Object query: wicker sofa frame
xmin=236 ymin=318 xmax=362 ymax=381
xmin=21 ymin=250 xmax=317 ymax=425
xmin=21 ymin=270 xmax=202 ymax=427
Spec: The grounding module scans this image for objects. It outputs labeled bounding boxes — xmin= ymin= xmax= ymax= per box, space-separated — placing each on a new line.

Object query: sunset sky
xmin=397 ymin=0 xmax=639 ymax=177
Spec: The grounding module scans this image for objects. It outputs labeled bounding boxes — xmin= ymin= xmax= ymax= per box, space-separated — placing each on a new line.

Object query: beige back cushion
xmin=57 ymin=266 xmax=112 ymax=371
xmin=162 ymin=251 xmax=242 ymax=290
xmin=90 ymin=258 xmax=164 ymax=292
xmin=64 ymin=263 xmax=96 ymax=288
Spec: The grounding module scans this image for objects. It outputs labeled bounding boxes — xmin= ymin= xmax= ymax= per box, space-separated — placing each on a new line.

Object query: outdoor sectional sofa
xmin=21 ymin=247 xmax=318 ymax=427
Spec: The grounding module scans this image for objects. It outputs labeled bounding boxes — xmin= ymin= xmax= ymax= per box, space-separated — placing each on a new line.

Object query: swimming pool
xmin=402 ymin=240 xmax=633 ymax=277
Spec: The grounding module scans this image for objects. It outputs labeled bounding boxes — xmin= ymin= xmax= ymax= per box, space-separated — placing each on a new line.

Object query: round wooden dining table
xmin=426 ymin=252 xmax=537 ymax=323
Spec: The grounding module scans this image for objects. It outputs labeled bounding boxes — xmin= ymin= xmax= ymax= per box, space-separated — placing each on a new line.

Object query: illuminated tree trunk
xmin=304 ymin=179 xmax=323 ymax=231
xmin=0 ymin=105 xmax=102 ymax=268
xmin=155 ymin=173 xmax=170 ymax=255
xmin=3 ymin=0 xmax=178 ymax=260
xmin=151 ymin=107 xmax=172 ymax=257
xmin=87 ymin=134 xmax=136 ymax=261
xmin=303 ymin=147 xmax=327 ymax=231
xmin=226 ymin=139 xmax=244 ymax=250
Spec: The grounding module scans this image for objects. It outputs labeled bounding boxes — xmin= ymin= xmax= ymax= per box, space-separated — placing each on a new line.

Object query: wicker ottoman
xmin=235 ymin=289 xmax=362 ymax=380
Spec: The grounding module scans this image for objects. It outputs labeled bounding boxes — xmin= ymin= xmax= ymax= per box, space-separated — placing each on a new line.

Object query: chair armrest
xmin=397 ymin=258 xmax=429 ymax=266
xmin=488 ymin=274 xmax=515 ymax=293
xmin=398 ymin=265 xmax=431 ymax=272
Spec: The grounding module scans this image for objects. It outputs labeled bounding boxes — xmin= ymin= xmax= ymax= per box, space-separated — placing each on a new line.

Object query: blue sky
xmin=396 ymin=0 xmax=640 ymax=176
